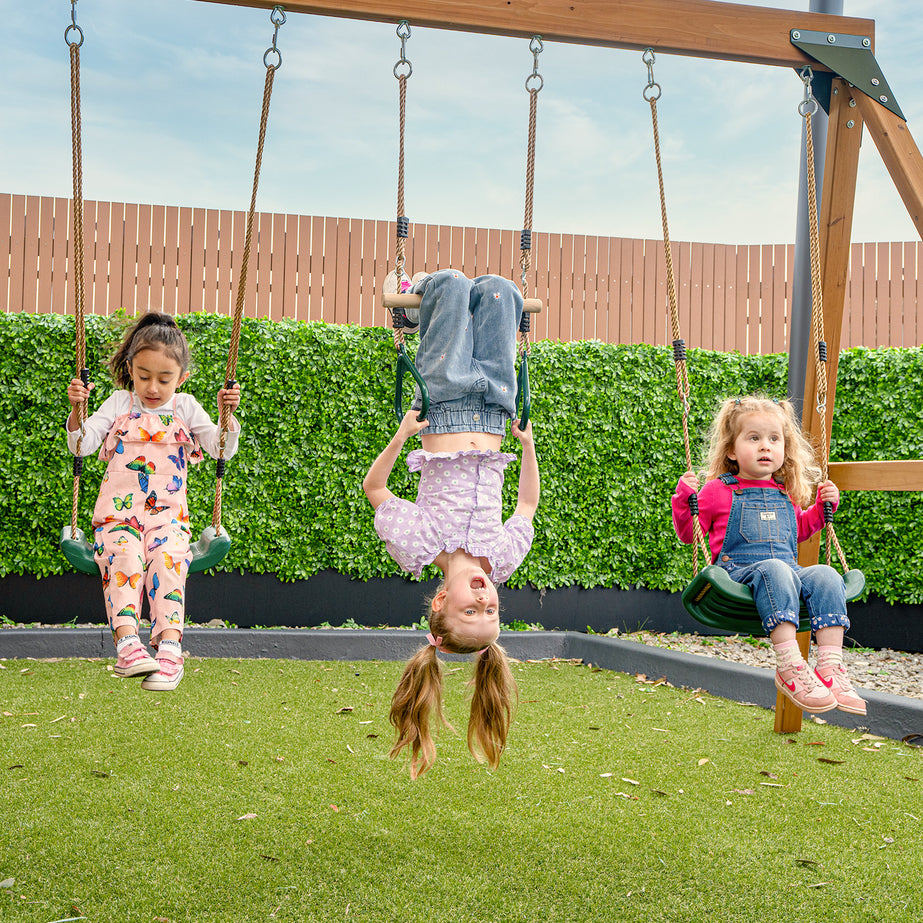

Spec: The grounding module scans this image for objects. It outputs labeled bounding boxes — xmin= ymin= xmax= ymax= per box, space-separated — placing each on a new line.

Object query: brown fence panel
xmin=4 ymin=194 xmax=922 ymax=353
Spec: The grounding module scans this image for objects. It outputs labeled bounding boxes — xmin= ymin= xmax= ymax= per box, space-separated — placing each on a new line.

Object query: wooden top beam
xmin=194 ymin=0 xmax=874 ymax=68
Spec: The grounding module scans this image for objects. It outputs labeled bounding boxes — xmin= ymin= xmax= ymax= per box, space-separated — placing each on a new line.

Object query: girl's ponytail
xmin=467 ymin=641 xmax=516 ymax=769
xmin=388 ymin=645 xmax=447 ymax=780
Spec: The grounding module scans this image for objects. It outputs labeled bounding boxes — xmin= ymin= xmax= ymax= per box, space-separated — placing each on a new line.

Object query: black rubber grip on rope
xmin=216 ymin=458 xmax=227 ymax=479
xmin=225 ymin=379 xmax=236 ymax=390
xmin=688 ymin=492 xmax=699 ymax=516
xmin=519 ymin=312 xmax=531 ymax=333
xmin=818 ymin=341 xmax=827 ymax=363
xmin=73 ymin=455 xmax=84 ymax=477
xmin=80 ymin=367 xmax=90 ymax=386
xmin=392 ymin=307 xmax=410 ymax=329
xmin=396 ymin=216 xmax=409 ymax=239
xmin=673 ymin=339 xmax=686 ymax=362
xmin=520 ymin=229 xmax=532 ymax=250
xmin=823 ymin=500 xmax=833 ymax=524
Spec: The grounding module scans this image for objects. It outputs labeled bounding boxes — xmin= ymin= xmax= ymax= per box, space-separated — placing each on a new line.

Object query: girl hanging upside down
xmin=66 ymin=312 xmax=240 ymax=691
xmin=364 ymin=269 xmax=540 ymax=778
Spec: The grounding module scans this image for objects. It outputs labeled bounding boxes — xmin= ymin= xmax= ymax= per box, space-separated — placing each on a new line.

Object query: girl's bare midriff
xmin=421 ymin=431 xmax=503 ymax=453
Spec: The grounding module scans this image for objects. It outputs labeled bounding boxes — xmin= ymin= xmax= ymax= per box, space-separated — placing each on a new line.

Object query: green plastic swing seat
xmin=59 ymin=525 xmax=232 ymax=576
xmin=681 ymin=564 xmax=866 ymax=635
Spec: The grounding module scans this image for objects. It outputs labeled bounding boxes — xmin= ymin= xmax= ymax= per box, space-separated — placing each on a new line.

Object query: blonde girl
xmin=672 ymin=396 xmax=865 ymax=716
xmin=66 ymin=312 xmax=240 ymax=691
xmin=363 ymin=269 xmax=540 ymax=777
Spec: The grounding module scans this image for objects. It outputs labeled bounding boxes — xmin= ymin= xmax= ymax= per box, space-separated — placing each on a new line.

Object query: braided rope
xmin=211 ymin=55 xmax=278 ymax=531
xmin=518 ymin=86 xmax=539 ymax=360
xmin=647 ymin=85 xmax=709 ymax=570
xmin=69 ymin=39 xmax=87 ymax=536
xmin=395 ymin=73 xmax=408 ymax=282
xmin=802 ymin=86 xmax=851 ymax=573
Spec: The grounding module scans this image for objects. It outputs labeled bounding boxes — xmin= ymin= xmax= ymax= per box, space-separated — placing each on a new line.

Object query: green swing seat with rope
xmin=380 ymin=23 xmax=542 ymax=428
xmin=59 ymin=4 xmax=288 ymax=576
xmin=642 ymin=51 xmax=865 ymax=634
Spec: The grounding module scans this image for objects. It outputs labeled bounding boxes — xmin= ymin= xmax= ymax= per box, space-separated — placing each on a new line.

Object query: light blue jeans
xmin=411 ymin=270 xmax=523 ymax=435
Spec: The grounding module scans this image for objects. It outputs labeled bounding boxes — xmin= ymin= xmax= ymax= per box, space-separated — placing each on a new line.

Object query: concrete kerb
xmin=2 ymin=628 xmax=921 ymax=743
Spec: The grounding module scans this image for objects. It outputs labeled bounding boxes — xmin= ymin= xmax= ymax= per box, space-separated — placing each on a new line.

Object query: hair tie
xmin=426 ymin=632 xmax=444 ymax=650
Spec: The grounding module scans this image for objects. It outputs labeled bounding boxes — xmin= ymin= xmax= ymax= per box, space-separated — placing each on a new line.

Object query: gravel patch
xmin=619 ymin=630 xmax=923 ymax=701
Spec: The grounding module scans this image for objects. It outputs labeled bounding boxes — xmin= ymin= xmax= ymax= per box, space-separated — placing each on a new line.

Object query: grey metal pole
xmin=787 ymin=0 xmax=843 ymax=420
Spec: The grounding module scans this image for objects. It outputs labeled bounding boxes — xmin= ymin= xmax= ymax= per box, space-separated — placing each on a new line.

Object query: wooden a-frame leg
xmin=773 ymin=630 xmax=811 ymax=733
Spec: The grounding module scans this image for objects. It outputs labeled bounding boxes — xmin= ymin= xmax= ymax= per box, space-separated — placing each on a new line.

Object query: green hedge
xmin=2 ymin=313 xmax=922 ymax=603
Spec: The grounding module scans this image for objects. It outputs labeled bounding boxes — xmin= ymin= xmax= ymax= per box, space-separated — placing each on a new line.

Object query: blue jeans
xmin=724 ymin=559 xmax=850 ymax=634
xmin=411 ymin=270 xmax=523 ymax=435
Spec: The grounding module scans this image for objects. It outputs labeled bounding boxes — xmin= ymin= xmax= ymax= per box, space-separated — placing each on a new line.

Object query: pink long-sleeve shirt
xmin=671 ymin=476 xmax=835 ymax=563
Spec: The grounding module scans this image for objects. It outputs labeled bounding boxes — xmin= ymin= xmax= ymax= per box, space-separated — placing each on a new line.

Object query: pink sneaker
xmin=113 ymin=641 xmax=158 ymax=677
xmin=815 ymin=663 xmax=867 ymax=715
xmin=140 ymin=653 xmax=184 ymax=691
xmin=775 ymin=661 xmax=837 ymax=713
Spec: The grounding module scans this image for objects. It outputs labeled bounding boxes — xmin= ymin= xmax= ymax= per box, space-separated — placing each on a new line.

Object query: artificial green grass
xmin=2 ymin=657 xmax=921 ymax=923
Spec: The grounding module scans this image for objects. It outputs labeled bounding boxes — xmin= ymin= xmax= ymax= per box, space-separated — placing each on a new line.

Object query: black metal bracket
xmin=790 ymin=29 xmax=904 ymax=121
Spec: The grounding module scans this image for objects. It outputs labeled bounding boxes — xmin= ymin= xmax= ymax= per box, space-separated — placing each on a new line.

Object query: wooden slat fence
xmin=3 ymin=192 xmax=922 ymax=351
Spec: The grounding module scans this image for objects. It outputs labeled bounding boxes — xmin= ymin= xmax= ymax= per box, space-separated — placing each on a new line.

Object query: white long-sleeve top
xmin=66 ymin=390 xmax=240 ymax=460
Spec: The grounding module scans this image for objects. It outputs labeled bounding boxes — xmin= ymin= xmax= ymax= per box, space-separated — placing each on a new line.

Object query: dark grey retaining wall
xmin=2 ymin=571 xmax=922 ymax=652
xmin=2 ymin=627 xmax=921 ymax=744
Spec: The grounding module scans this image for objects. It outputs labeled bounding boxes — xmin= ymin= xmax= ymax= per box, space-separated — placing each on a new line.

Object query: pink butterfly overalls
xmin=92 ymin=397 xmax=203 ymax=645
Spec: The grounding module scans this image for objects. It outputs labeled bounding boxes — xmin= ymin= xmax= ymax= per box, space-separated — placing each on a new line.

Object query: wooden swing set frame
xmin=197 ymin=0 xmax=923 ymax=734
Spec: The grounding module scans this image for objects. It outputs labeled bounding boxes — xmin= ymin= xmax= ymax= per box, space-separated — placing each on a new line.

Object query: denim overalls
xmin=715 ymin=474 xmax=849 ymax=635
xmin=410 ymin=270 xmax=523 ymax=435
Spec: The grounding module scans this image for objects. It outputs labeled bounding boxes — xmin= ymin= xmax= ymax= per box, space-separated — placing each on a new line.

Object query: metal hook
xmin=798 ymin=64 xmax=818 ymax=117
xmin=525 ymin=35 xmax=544 ymax=93
xmin=263 ymin=5 xmax=285 ymax=70
xmin=394 ymin=20 xmax=412 ymax=79
xmin=64 ymin=0 xmax=84 ymax=47
xmin=642 ymin=48 xmax=661 ymax=101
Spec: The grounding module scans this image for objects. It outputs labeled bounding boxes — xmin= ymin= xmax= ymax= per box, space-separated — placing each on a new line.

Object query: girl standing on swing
xmin=363 ymin=269 xmax=540 ymax=778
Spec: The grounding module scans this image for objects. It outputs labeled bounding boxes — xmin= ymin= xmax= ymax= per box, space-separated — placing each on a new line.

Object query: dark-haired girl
xmin=66 ymin=312 xmax=241 ymax=691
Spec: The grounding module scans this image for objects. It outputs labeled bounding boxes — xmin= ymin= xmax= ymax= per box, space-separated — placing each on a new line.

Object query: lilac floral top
xmin=374 ymin=448 xmax=534 ymax=582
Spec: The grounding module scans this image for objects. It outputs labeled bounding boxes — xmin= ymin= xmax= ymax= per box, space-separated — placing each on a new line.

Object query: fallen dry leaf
xmin=818 ymin=758 xmax=845 ymax=765
xmin=330 ymin=804 xmax=340 ymax=812
xmin=732 ymin=789 xmax=756 ymax=795
xmin=237 ymin=813 xmax=258 ymax=820
xmin=697 ymin=758 xmax=710 ymax=766
xmin=621 ymin=777 xmax=640 ymax=785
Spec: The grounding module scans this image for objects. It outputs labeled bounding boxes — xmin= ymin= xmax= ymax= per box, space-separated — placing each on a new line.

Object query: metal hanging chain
xmin=66 ymin=0 xmax=87 ymax=537
xmin=799 ymin=65 xmax=850 ymax=572
xmin=518 ymin=35 xmax=543 ymax=361
xmin=211 ymin=5 xmax=285 ymax=531
xmin=391 ymin=20 xmax=413 ymax=353
xmin=643 ymin=48 xmax=709 ymax=572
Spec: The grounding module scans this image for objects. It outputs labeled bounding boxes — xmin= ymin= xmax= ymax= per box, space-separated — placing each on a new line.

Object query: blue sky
xmin=2 ymin=1 xmax=921 ymax=244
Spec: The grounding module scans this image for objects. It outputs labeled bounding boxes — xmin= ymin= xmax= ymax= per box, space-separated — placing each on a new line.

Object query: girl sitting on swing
xmin=66 ymin=313 xmax=241 ymax=691
xmin=363 ymin=269 xmax=540 ymax=778
xmin=672 ymin=396 xmax=865 ymax=717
